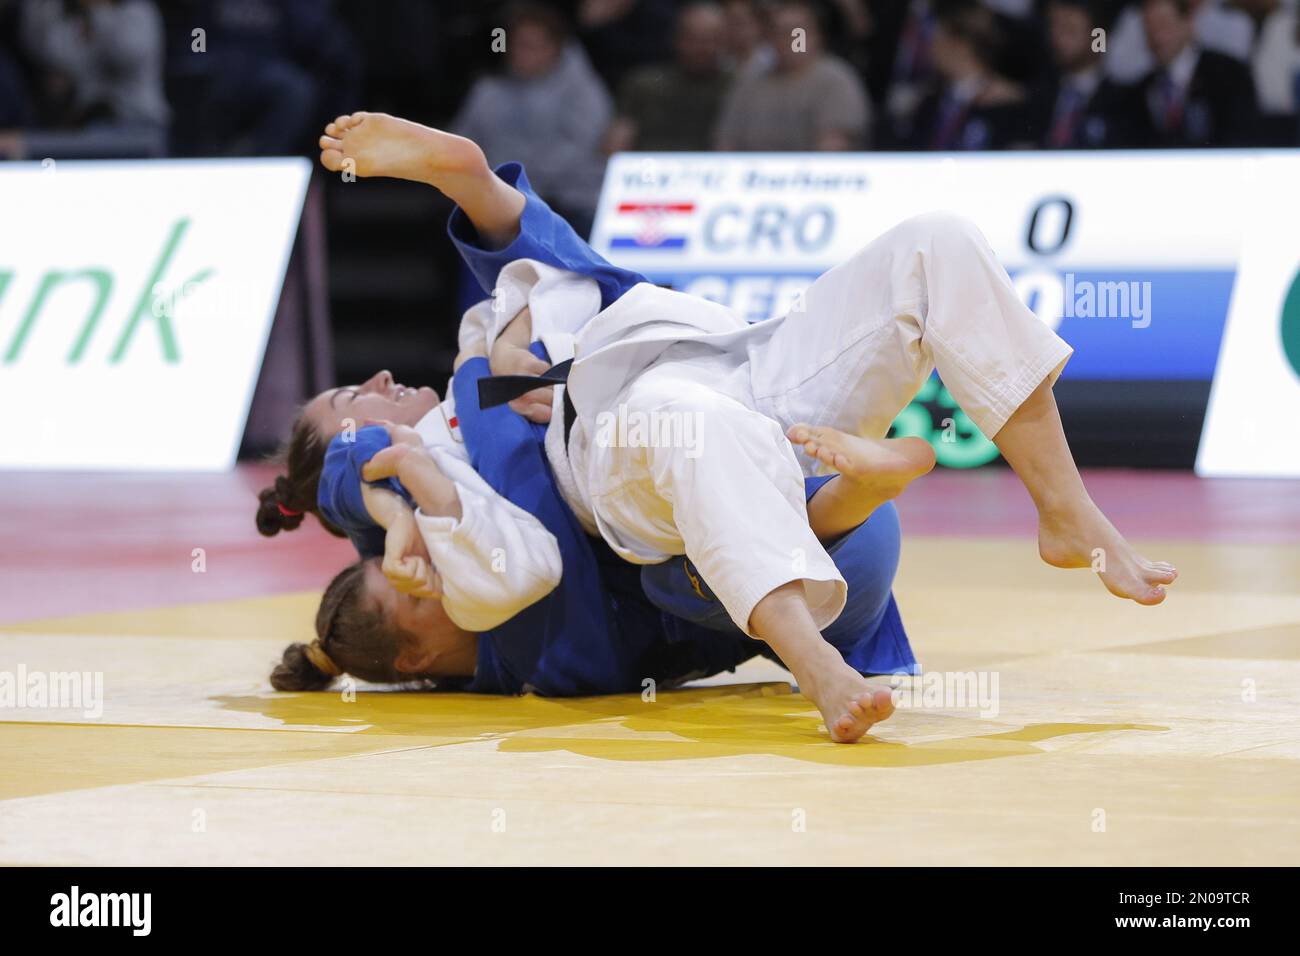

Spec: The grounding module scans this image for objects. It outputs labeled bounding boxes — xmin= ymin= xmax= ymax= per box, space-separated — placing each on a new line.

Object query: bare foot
xmin=798 ymin=659 xmax=896 ymax=743
xmin=1037 ymin=500 xmax=1177 ymax=605
xmin=788 ymin=424 xmax=935 ymax=511
xmin=318 ymin=111 xmax=484 ymax=188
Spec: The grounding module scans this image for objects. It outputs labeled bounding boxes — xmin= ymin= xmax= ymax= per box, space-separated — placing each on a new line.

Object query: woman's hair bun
xmin=256 ymin=477 xmax=305 ymax=537
xmin=270 ymin=642 xmax=334 ymax=691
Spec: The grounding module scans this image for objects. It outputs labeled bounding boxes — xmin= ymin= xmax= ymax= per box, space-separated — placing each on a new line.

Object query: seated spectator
xmin=1 ymin=0 xmax=169 ymax=160
xmin=453 ymin=3 xmax=612 ymax=234
xmin=1033 ymin=0 xmax=1142 ymax=148
xmin=606 ymin=2 xmax=730 ymax=152
xmin=1239 ymin=0 xmax=1300 ymax=143
xmin=1136 ymin=0 xmax=1261 ymax=145
xmin=714 ymin=0 xmax=871 ymax=150
xmin=720 ymin=0 xmax=775 ymax=78
xmin=1106 ymin=0 xmax=1256 ymax=83
xmin=898 ymin=1 xmax=1028 ymax=150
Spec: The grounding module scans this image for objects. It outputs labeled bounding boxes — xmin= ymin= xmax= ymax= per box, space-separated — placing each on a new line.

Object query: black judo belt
xmin=477 ymin=358 xmax=578 ymax=444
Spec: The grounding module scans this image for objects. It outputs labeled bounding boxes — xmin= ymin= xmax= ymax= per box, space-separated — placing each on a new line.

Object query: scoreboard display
xmin=591 ymin=150 xmax=1300 ymax=476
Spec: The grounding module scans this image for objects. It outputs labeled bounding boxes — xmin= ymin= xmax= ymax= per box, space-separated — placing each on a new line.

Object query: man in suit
xmin=1137 ymin=0 xmax=1262 ymax=146
xmin=1035 ymin=0 xmax=1142 ymax=149
xmin=897 ymin=1 xmax=1030 ymax=150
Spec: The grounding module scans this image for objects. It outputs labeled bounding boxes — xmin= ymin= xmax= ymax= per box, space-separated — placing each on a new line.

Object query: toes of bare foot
xmin=825 ymin=449 xmax=848 ymax=471
xmin=1149 ymin=565 xmax=1178 ymax=585
xmin=320 ymin=148 xmax=342 ymax=171
xmin=1135 ymin=585 xmax=1167 ymax=606
xmin=831 ymin=713 xmax=860 ymax=740
xmin=827 ymin=687 xmax=895 ymax=743
xmin=867 ymin=687 xmax=895 ymax=720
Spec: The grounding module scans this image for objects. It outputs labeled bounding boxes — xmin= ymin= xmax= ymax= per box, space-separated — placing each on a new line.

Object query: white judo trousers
xmin=483 ymin=213 xmax=1074 ymax=636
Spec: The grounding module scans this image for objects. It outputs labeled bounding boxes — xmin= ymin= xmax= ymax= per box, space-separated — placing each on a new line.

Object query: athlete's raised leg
xmin=991 ymin=378 xmax=1176 ymax=604
xmin=768 ymin=212 xmax=1176 ymax=604
xmin=318 ymin=112 xmax=524 ymax=248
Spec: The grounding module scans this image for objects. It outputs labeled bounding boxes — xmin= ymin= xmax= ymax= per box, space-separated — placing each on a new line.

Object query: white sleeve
xmin=456 ymin=259 xmax=601 ymax=360
xmin=413 ymin=447 xmax=563 ymax=632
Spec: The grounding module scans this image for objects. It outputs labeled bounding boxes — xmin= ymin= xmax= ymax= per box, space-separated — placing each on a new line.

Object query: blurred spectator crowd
xmin=2 ymin=0 xmax=1298 ymax=226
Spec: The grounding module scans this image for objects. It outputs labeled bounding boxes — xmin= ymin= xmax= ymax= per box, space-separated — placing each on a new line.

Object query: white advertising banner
xmin=0 ymin=158 xmax=311 ymax=470
xmin=1197 ymin=157 xmax=1300 ymax=477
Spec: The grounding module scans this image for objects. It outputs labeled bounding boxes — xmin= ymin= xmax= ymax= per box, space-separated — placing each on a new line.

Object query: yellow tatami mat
xmin=2 ymin=536 xmax=1298 ymax=865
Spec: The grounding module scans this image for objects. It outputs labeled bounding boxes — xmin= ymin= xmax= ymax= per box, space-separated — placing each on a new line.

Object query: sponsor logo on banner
xmin=0 ymin=159 xmax=310 ymax=470
xmin=1281 ymin=268 xmax=1300 ymax=379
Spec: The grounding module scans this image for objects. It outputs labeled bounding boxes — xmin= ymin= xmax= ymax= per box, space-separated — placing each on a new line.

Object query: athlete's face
xmin=303 ymin=370 xmax=440 ymax=440
xmin=361 ymin=561 xmax=469 ymax=674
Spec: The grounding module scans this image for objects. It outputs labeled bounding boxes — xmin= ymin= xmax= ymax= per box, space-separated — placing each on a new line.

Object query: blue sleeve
xmin=317 ymin=426 xmax=415 ymax=560
xmin=446 ymin=161 xmax=647 ymax=311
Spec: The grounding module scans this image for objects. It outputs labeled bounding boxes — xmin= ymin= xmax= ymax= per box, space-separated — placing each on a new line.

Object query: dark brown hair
xmin=270 ymin=561 xmax=417 ymax=691
xmin=256 ymin=413 xmax=345 ymax=539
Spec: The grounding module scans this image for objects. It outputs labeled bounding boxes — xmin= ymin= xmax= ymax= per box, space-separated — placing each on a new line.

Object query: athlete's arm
xmin=363 ymin=426 xmax=564 ymax=633
xmin=487 ymin=308 xmax=556 ymax=423
xmin=440 ymin=163 xmax=525 ymax=251
xmin=359 ymin=484 xmax=438 ymax=599
xmin=447 ymin=162 xmax=647 ymax=311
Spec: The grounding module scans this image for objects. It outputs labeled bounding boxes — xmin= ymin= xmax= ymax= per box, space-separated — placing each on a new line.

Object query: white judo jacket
xmin=461 ymin=260 xmax=848 ymax=636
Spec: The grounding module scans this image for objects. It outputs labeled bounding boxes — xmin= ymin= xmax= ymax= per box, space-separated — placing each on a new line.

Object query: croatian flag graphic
xmin=609 ymin=202 xmax=695 ymax=250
